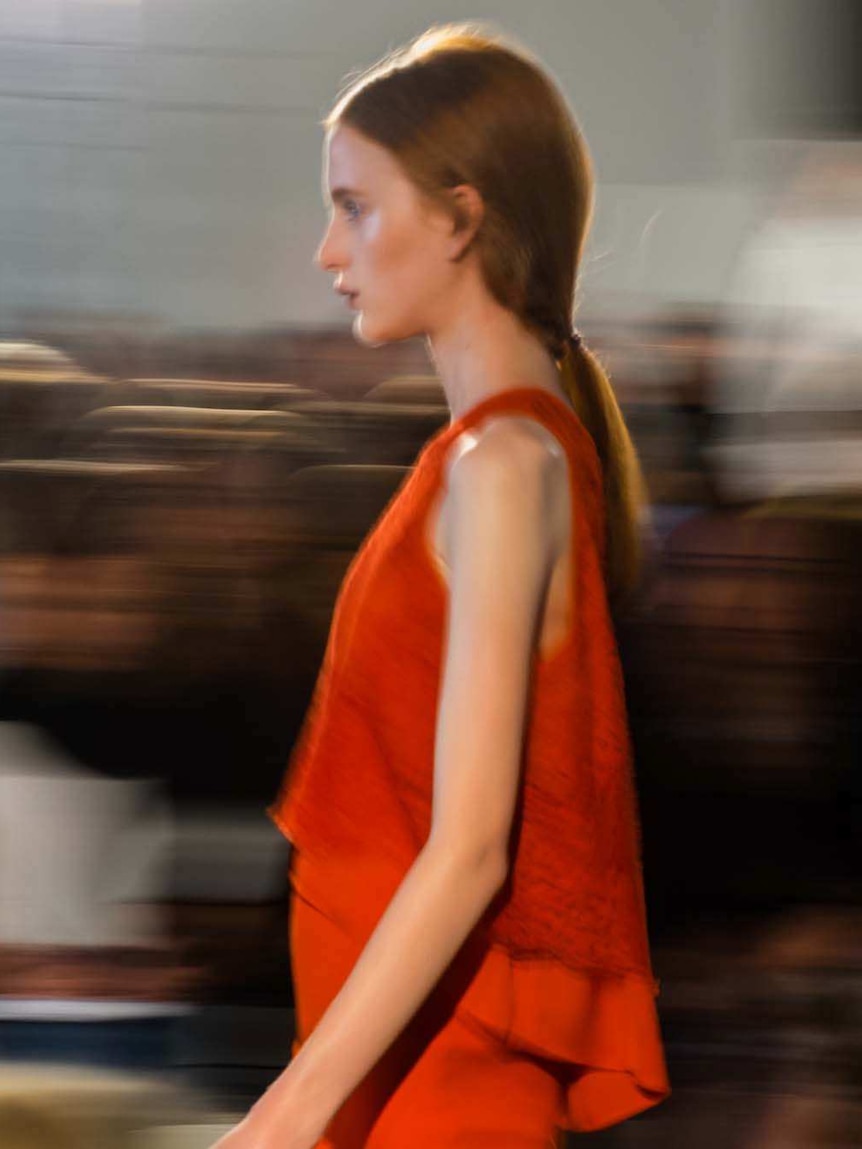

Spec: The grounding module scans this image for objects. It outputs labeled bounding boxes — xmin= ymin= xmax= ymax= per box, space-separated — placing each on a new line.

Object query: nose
xmin=315 ymin=218 xmax=344 ymax=274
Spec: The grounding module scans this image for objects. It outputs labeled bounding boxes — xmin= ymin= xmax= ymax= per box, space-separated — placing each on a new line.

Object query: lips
xmin=335 ymin=284 xmax=359 ymax=308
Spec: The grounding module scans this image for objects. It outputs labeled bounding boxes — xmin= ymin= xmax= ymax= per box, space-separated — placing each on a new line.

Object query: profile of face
xmin=315 ymin=123 xmax=478 ymax=346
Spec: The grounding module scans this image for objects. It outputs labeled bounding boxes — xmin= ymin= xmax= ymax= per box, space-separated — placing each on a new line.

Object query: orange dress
xmin=269 ymin=386 xmax=671 ymax=1141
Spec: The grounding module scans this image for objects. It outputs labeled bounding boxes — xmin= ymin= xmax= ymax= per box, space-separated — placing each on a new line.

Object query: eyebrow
xmin=328 ymin=186 xmax=364 ymax=204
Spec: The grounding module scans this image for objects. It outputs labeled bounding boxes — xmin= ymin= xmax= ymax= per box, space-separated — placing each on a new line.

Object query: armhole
xmin=474 ymin=412 xmax=572 ymax=564
xmin=470 ymin=413 xmax=579 ymax=663
xmin=425 ymin=414 xmax=577 ymax=661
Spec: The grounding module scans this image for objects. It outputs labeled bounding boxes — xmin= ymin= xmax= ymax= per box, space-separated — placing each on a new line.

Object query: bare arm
xmin=249 ymin=418 xmax=561 ymax=1141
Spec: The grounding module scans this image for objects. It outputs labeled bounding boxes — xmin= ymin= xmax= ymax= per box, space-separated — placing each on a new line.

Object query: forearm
xmin=268 ymin=840 xmax=505 ymax=1132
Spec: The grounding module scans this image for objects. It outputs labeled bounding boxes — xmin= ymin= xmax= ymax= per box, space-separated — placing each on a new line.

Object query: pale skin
xmin=212 ymin=123 xmax=576 ymax=1149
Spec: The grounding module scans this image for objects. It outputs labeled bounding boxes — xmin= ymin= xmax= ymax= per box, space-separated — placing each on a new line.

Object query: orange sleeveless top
xmin=269 ymin=386 xmax=670 ymax=1131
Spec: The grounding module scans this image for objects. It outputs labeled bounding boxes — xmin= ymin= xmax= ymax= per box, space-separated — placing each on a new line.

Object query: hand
xmin=209 ymin=1083 xmax=328 ymax=1149
xmin=208 ymin=1114 xmax=321 ymax=1149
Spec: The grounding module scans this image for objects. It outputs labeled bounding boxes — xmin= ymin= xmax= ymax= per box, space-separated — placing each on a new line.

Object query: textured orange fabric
xmin=269 ymin=386 xmax=671 ymax=1133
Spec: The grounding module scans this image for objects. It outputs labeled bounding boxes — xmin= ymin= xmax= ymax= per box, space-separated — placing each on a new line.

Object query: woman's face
xmin=315 ymin=123 xmax=457 ymax=346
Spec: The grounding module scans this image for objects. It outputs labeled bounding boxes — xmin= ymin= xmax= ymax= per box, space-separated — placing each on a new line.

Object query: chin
xmin=353 ymin=325 xmax=386 ymax=350
xmin=354 ymin=315 xmax=420 ymax=350
xmin=353 ymin=316 xmax=391 ymax=350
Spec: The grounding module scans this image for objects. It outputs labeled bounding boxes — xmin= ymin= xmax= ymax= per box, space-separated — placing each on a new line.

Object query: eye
xmin=342 ymin=199 xmax=362 ymax=222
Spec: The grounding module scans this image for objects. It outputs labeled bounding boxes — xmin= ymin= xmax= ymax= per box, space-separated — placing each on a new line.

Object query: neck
xmin=424 ymin=296 xmax=564 ymax=422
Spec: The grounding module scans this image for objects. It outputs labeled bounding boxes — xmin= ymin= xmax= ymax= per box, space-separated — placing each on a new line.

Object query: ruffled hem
xmin=272 ymin=823 xmax=671 ymax=1133
xmin=454 ymin=945 xmax=671 ymax=1132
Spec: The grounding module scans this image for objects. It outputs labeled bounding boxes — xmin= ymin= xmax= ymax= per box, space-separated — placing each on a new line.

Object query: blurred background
xmin=0 ymin=2 xmax=860 ymax=1146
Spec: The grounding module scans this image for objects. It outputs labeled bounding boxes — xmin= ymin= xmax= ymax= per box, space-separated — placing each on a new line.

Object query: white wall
xmin=0 ymin=0 xmax=769 ymax=330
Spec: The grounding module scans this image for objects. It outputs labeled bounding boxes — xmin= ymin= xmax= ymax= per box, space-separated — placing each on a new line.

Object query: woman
xmin=215 ymin=22 xmax=670 ymax=1149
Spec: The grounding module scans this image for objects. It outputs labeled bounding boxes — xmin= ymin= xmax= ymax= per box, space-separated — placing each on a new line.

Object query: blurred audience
xmin=0 ymin=317 xmax=858 ymax=1147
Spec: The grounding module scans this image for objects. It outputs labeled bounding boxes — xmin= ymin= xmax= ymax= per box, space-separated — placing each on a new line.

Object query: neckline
xmin=447 ymin=385 xmax=579 ymax=430
xmin=416 ymin=384 xmax=598 ymax=468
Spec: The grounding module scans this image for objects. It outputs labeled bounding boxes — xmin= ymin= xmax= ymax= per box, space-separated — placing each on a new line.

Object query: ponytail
xmin=557 ymin=339 xmax=651 ymax=611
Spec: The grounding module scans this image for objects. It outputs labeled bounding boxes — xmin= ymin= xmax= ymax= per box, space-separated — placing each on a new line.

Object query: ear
xmin=446 ymin=184 xmax=485 ymax=260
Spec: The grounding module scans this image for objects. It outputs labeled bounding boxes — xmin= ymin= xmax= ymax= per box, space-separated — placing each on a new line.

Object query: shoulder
xmin=441 ymin=414 xmax=568 ymax=574
xmin=444 ymin=412 xmax=565 ymax=495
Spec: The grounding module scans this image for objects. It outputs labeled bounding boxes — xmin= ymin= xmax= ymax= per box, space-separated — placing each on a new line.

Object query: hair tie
xmin=568 ymin=329 xmax=583 ymax=352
